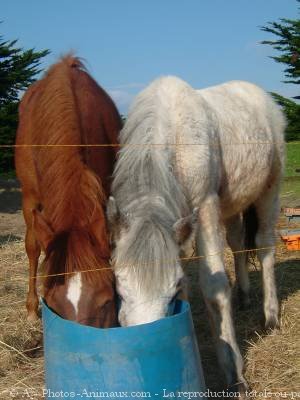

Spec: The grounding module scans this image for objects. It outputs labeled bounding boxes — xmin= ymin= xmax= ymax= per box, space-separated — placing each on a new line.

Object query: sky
xmin=2 ymin=0 xmax=299 ymax=114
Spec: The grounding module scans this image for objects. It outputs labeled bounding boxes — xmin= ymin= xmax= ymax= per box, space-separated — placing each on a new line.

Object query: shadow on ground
xmin=0 ymin=179 xmax=21 ymax=214
xmin=0 ymin=234 xmax=22 ymax=245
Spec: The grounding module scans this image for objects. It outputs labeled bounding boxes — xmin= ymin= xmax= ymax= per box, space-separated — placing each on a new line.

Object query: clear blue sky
xmin=2 ymin=0 xmax=299 ymax=113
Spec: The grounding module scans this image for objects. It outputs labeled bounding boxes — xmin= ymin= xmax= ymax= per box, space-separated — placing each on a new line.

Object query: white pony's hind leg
xmin=225 ymin=214 xmax=250 ymax=308
xmin=196 ymin=195 xmax=247 ymax=392
xmin=254 ymin=184 xmax=280 ymax=329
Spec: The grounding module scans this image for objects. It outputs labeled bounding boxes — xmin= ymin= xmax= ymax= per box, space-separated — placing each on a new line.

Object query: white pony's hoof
xmin=265 ymin=314 xmax=280 ymax=331
xmin=227 ymin=378 xmax=249 ymax=399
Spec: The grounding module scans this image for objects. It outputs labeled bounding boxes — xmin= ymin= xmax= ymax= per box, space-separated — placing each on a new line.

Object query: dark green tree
xmin=0 ymin=33 xmax=49 ymax=174
xmin=261 ymin=12 xmax=300 ymax=87
xmin=270 ymin=92 xmax=300 ymax=141
xmin=261 ymin=1 xmax=300 ymax=141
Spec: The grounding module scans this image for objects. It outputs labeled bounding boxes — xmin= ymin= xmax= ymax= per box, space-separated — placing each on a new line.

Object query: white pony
xmin=108 ymin=77 xmax=285 ymax=392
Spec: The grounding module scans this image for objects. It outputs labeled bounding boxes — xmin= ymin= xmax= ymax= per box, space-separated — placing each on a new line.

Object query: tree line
xmin=0 ymin=32 xmax=49 ymax=175
xmin=261 ymin=0 xmax=300 ymax=141
xmin=0 ymin=5 xmax=299 ymax=175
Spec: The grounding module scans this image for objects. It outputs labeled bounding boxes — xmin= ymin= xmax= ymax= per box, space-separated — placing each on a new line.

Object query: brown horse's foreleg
xmin=226 ymin=215 xmax=250 ymax=308
xmin=196 ymin=196 xmax=247 ymax=393
xmin=23 ymin=195 xmax=41 ymax=321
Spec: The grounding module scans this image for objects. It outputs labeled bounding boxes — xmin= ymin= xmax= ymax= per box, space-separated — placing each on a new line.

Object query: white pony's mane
xmin=111 ymin=77 xmax=190 ymax=293
xmin=112 ymin=77 xmax=189 ymax=215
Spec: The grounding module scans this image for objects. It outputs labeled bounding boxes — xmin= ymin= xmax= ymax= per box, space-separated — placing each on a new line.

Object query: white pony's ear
xmin=173 ymin=208 xmax=198 ymax=245
xmin=107 ymin=196 xmax=119 ymax=225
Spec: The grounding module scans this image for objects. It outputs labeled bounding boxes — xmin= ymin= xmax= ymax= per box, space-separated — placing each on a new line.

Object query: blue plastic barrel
xmin=42 ymin=299 xmax=206 ymax=399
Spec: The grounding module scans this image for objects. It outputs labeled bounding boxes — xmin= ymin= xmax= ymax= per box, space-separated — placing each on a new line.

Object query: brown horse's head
xmin=33 ymin=209 xmax=117 ymax=328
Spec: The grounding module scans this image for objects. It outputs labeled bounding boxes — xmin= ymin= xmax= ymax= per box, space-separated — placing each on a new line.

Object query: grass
xmin=1 ymin=237 xmax=299 ymax=398
xmin=285 ymin=142 xmax=300 ymax=178
xmin=281 ymin=143 xmax=300 ymax=204
xmin=186 ymin=245 xmax=300 ymax=395
xmin=0 ymin=240 xmax=44 ymax=398
xmin=281 ymin=177 xmax=300 ymax=204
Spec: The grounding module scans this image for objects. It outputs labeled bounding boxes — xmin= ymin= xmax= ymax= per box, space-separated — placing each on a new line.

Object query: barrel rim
xmin=41 ymin=297 xmax=191 ymax=333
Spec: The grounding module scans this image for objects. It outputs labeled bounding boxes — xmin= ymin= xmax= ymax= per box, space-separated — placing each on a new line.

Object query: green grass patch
xmin=285 ymin=141 xmax=300 ymax=177
xmin=282 ymin=143 xmax=300 ymax=204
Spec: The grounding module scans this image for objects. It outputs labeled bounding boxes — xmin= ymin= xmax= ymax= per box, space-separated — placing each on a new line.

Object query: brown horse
xmin=15 ymin=55 xmax=122 ymax=327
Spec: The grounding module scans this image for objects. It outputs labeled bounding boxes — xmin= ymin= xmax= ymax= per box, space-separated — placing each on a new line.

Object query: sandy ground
xmin=0 ymin=181 xmax=299 ymax=399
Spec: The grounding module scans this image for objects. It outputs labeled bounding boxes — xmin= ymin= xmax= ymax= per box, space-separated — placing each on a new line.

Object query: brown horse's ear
xmin=32 ymin=209 xmax=54 ymax=250
xmin=173 ymin=208 xmax=199 ymax=245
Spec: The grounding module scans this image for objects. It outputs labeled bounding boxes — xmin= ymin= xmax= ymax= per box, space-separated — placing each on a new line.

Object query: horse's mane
xmin=27 ymin=55 xmax=112 ymax=284
xmin=111 ymin=198 xmax=180 ymax=296
xmin=112 ymin=76 xmax=188 ymax=217
xmin=111 ymin=77 xmax=191 ymax=294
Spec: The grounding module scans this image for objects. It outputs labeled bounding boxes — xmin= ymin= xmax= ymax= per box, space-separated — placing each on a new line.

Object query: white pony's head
xmin=107 ymin=196 xmax=197 ymax=326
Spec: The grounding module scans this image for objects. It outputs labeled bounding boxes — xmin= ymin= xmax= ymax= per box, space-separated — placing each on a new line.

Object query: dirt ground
xmin=0 ymin=181 xmax=299 ymax=399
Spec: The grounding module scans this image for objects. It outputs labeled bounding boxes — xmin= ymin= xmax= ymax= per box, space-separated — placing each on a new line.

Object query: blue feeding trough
xmin=42 ymin=299 xmax=206 ymax=399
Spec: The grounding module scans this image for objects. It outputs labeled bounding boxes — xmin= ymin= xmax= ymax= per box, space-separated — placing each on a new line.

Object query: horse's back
xmin=15 ymin=56 xmax=122 ymax=198
xmin=69 ymin=65 xmax=121 ymax=195
xmin=144 ymin=78 xmax=286 ymax=216
xmin=197 ymin=80 xmax=285 ymax=144
xmin=118 ymin=76 xmax=286 ymax=218
xmin=196 ymin=81 xmax=286 ymax=216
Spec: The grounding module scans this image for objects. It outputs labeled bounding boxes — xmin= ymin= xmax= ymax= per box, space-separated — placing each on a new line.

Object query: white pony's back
xmin=194 ymin=81 xmax=286 ymax=216
xmin=197 ymin=80 xmax=285 ymax=145
xmin=115 ymin=77 xmax=285 ymax=217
